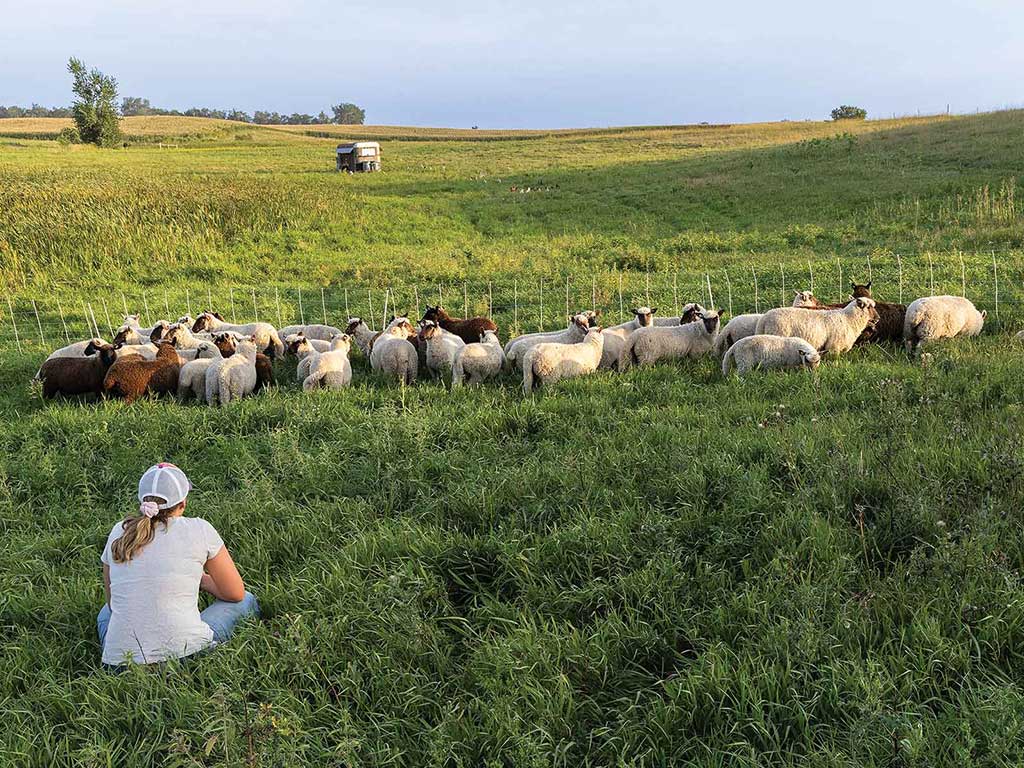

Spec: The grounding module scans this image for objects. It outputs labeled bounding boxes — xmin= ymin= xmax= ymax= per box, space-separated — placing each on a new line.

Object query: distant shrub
xmin=831 ymin=105 xmax=867 ymax=121
xmin=56 ymin=126 xmax=80 ymax=145
xmin=68 ymin=58 xmax=123 ymax=147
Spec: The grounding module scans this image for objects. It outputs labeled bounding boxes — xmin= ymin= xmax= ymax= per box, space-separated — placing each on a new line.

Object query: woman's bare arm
xmin=202 ymin=546 xmax=246 ymax=602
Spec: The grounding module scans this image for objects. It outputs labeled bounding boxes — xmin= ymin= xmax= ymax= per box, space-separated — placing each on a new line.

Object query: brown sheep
xmin=102 ymin=341 xmax=181 ymax=404
xmin=420 ymin=305 xmax=498 ymax=345
xmin=796 ymin=283 xmax=906 ymax=344
xmin=37 ymin=342 xmax=120 ymax=399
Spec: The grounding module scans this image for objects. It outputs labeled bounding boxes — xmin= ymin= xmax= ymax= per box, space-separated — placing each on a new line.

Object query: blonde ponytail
xmin=111 ymin=496 xmax=177 ymax=563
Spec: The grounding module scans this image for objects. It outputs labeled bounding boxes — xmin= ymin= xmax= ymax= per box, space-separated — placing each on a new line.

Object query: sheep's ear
xmin=594 ymin=310 xmax=601 ymax=317
xmin=651 ymin=307 xmax=658 ymax=314
xmin=981 ymin=310 xmax=988 ymax=319
xmin=866 ymin=281 xmax=872 ymax=289
xmin=213 ymin=312 xmax=224 ymax=320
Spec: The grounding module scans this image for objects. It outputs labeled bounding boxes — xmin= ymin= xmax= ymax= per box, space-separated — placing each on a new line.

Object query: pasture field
xmin=1 ymin=112 xmax=1024 ymax=766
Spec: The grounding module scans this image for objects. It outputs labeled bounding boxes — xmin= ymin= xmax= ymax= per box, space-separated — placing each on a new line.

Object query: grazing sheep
xmin=287 ymin=335 xmax=322 ymax=380
xmin=117 ymin=315 xmax=171 ymax=343
xmin=211 ymin=331 xmax=239 ymax=359
xmin=522 ymin=326 xmax=604 ymax=394
xmin=598 ymin=307 xmax=657 ymax=370
xmin=174 ymin=341 xmax=220 ymax=363
xmin=369 ymin=321 xmax=418 ymax=385
xmin=343 ymin=317 xmax=378 ymax=356
xmin=102 ymin=341 xmax=181 ymax=404
xmin=285 ymin=332 xmax=331 ymax=354
xmin=303 ymin=334 xmax=353 ymax=391
xmin=903 ymin=295 xmax=985 ymax=355
xmin=420 ymin=320 xmax=466 ymax=379
xmin=838 ymin=283 xmax=907 ymax=344
xmin=756 ymin=298 xmax=878 ymax=356
xmin=191 ymin=312 xmax=284 ymax=358
xmin=421 ymin=305 xmax=498 ymax=345
xmin=506 ymin=312 xmax=597 ymax=371
xmin=452 ymin=329 xmax=504 ymax=387
xmin=653 ymin=302 xmax=706 ymax=326
xmin=37 ymin=343 xmax=119 ymax=399
xmin=713 ymin=313 xmax=763 ymax=356
xmin=722 ymin=335 xmax=821 ymax=376
xmin=44 ymin=337 xmax=109 ymax=361
xmin=255 ymin=353 xmax=274 ymax=391
xmin=214 ymin=338 xmax=258 ymax=406
xmin=177 ymin=358 xmax=218 ymax=402
xmin=619 ymin=309 xmax=724 ymax=370
xmin=279 ymin=323 xmax=343 ymax=342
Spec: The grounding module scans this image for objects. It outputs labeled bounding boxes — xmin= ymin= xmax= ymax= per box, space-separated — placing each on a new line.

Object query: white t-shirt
xmin=101 ymin=516 xmax=224 ymax=665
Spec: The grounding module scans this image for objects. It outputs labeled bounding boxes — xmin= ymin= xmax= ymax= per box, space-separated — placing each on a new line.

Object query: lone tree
xmin=332 ymin=103 xmax=366 ymax=125
xmin=68 ymin=58 xmax=122 ymax=146
xmin=831 ymin=105 xmax=867 ymax=121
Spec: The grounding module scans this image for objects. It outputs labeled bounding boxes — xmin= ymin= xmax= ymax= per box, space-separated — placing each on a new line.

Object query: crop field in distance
xmin=1 ymin=111 xmax=1023 ymax=766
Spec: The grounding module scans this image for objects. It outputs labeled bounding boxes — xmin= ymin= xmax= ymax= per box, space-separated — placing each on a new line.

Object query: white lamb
xmin=756 ymin=298 xmax=878 ymax=356
xmin=175 ymin=341 xmax=220 ymax=363
xmin=452 ymin=329 xmax=504 ymax=387
xmin=343 ymin=317 xmax=379 ymax=356
xmin=177 ymin=344 xmax=223 ymax=402
xmin=522 ymin=326 xmax=604 ymax=394
xmin=903 ymin=295 xmax=986 ymax=355
xmin=505 ymin=312 xmax=596 ymax=371
xmin=285 ymin=332 xmax=331 ymax=353
xmin=214 ymin=337 xmax=258 ymax=406
xmin=303 ymin=334 xmax=353 ymax=391
xmin=286 ymin=335 xmax=323 ymax=381
xmin=721 ymin=334 xmax=821 ymax=376
xmin=598 ymin=307 xmax=657 ymax=370
xmin=619 ymin=309 xmax=723 ymax=370
xmin=204 ymin=336 xmax=255 ymax=405
xmin=420 ymin=320 xmax=466 ymax=379
xmin=192 ymin=312 xmax=284 ymax=358
xmin=44 ymin=337 xmax=109 ymax=361
xmin=118 ymin=314 xmax=170 ymax=342
xmin=279 ymin=323 xmax=343 ymax=342
xmin=369 ymin=321 xmax=418 ymax=385
xmin=792 ymin=290 xmax=819 ymax=308
xmin=653 ymin=302 xmax=705 ymax=326
xmin=713 ymin=313 xmax=764 ymax=356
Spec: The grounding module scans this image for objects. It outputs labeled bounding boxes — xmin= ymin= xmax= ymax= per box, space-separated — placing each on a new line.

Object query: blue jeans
xmin=97 ymin=591 xmax=260 ymax=651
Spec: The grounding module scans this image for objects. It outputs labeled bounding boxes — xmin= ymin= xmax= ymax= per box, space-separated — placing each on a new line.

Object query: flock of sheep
xmin=32 ymin=283 xmax=991 ymax=402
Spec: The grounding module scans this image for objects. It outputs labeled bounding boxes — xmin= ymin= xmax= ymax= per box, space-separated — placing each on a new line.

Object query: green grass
xmin=1 ymin=112 xmax=1024 ymax=766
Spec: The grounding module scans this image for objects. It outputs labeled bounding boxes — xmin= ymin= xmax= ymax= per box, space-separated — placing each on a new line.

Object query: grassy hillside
xmin=1 ymin=112 xmax=1024 ymax=766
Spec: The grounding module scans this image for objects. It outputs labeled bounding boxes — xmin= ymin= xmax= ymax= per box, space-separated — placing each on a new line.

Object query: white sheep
xmin=619 ymin=309 xmax=723 ymax=370
xmin=369 ymin=321 xmax=418 ymax=385
xmin=505 ymin=312 xmax=596 ymax=371
xmin=452 ymin=329 xmax=504 ymax=387
xmin=713 ymin=313 xmax=763 ymax=356
xmin=175 ymin=341 xmax=220 ymax=363
xmin=721 ymin=334 xmax=821 ymax=376
xmin=286 ymin=335 xmax=322 ymax=381
xmin=598 ymin=307 xmax=657 ymax=370
xmin=204 ymin=336 xmax=253 ymax=405
xmin=192 ymin=312 xmax=284 ymax=358
xmin=343 ymin=317 xmax=379 ymax=356
xmin=903 ymin=295 xmax=986 ymax=355
xmin=44 ymin=337 xmax=109 ymax=361
xmin=522 ymin=326 xmax=604 ymax=394
xmin=285 ymin=332 xmax=331 ymax=353
xmin=792 ymin=290 xmax=819 ymax=308
xmin=303 ymin=334 xmax=353 ymax=390
xmin=279 ymin=323 xmax=343 ymax=342
xmin=214 ymin=337 xmax=258 ymax=405
xmin=178 ymin=356 xmax=218 ymax=402
xmin=653 ymin=302 xmax=706 ymax=326
xmin=118 ymin=315 xmax=170 ymax=342
xmin=420 ymin=320 xmax=466 ymax=379
xmin=756 ymin=298 xmax=878 ymax=356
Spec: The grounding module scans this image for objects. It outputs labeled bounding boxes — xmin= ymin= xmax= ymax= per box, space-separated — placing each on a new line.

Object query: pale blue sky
xmin=2 ymin=0 xmax=1021 ymax=128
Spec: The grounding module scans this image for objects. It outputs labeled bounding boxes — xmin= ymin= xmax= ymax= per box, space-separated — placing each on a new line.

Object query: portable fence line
xmin=779 ymin=263 xmax=786 ymax=307
xmin=437 ymin=283 xmax=443 ymax=309
xmin=463 ymin=282 xmax=469 ymax=318
xmin=837 ymin=259 xmax=843 ymax=302
xmin=866 ymin=253 xmax=873 ymax=282
xmin=539 ymin=279 xmax=544 ymax=329
xmin=142 ymin=293 xmax=151 ymax=325
xmin=80 ymin=300 xmax=93 ymax=340
xmin=163 ymin=292 xmax=171 ymax=319
xmin=645 ymin=271 xmax=651 ymax=306
xmin=101 ymin=297 xmax=113 ymax=338
xmin=705 ymin=274 xmax=715 ymax=312
xmin=121 ymin=293 xmax=129 ymax=322
xmin=992 ymin=251 xmax=999 ymax=322
xmin=251 ymin=288 xmax=259 ymax=322
xmin=297 ymin=288 xmax=304 ymax=325
xmin=275 ymin=287 xmax=283 ymax=329
xmin=182 ymin=289 xmax=190 ymax=319
xmin=56 ymin=299 xmax=70 ymax=344
xmin=591 ymin=276 xmax=596 ymax=314
xmin=207 ymin=287 xmax=213 ymax=315
xmin=321 ymin=288 xmax=327 ymax=324
xmin=7 ymin=297 xmax=21 ymax=350
xmin=32 ymin=301 xmax=45 ymax=346
xmin=489 ymin=281 xmax=494 ymax=319
xmin=367 ymin=289 xmax=375 ymax=331
xmin=89 ymin=304 xmax=100 ymax=342
xmin=751 ymin=267 xmax=759 ymax=313
xmin=807 ymin=261 xmax=814 ymax=293
xmin=928 ymin=255 xmax=935 ymax=295
xmin=344 ymin=287 xmax=350 ymax=320
xmin=382 ymin=288 xmax=390 ymax=324
xmin=412 ymin=286 xmax=419 ymax=321
xmin=564 ymin=276 xmax=570 ymax=321
xmin=724 ymin=270 xmax=733 ymax=318
xmin=230 ymin=287 xmax=237 ymax=324
xmin=617 ymin=272 xmax=624 ymax=322
xmin=673 ymin=273 xmax=679 ymax=315
xmin=960 ymin=252 xmax=967 ymax=298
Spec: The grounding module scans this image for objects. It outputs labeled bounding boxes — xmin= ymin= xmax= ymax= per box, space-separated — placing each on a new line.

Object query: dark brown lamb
xmin=848 ymin=282 xmax=906 ymax=343
xmin=37 ymin=342 xmax=120 ymax=399
xmin=102 ymin=341 xmax=181 ymax=404
xmin=420 ymin=305 xmax=498 ymax=345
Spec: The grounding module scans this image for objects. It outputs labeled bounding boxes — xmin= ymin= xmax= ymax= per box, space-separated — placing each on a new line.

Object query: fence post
xmin=837 ymin=258 xmax=842 ymax=301
xmin=121 ymin=293 xmax=129 ymax=323
xmin=705 ymin=274 xmax=715 ymax=311
xmin=101 ymin=297 xmax=113 ymax=338
xmin=779 ymin=263 xmax=786 ymax=307
xmin=56 ymin=299 xmax=70 ymax=343
xmin=928 ymin=254 xmax=935 ymax=295
xmin=344 ymin=287 xmax=350 ymax=320
xmin=992 ymin=251 xmax=1000 ymax=322
xmin=413 ymin=286 xmax=419 ymax=320
xmin=896 ymin=253 xmax=904 ymax=304
xmin=438 ymin=283 xmax=443 ymax=309
xmin=564 ymin=275 xmax=570 ymax=320
xmin=142 ymin=292 xmax=152 ymax=324
xmin=960 ymin=251 xmax=967 ymax=297
xmin=751 ymin=267 xmax=759 ymax=313
xmin=230 ymin=287 xmax=237 ymax=323
xmin=275 ymin=287 xmax=283 ymax=329
xmin=591 ymin=275 xmax=596 ymax=314
xmin=321 ymin=288 xmax=327 ymax=324
xmin=672 ymin=272 xmax=679 ymax=315
xmin=297 ymin=288 xmax=304 ymax=325
xmin=6 ymin=297 xmax=21 ymax=350
xmin=645 ymin=271 xmax=651 ymax=306
xmin=81 ymin=300 xmax=93 ymax=339
xmin=513 ymin=280 xmax=519 ymax=333
xmin=164 ymin=291 xmax=171 ymax=319
xmin=463 ymin=282 xmax=469 ymax=318
xmin=724 ymin=270 xmax=733 ymax=318
xmin=382 ymin=287 xmax=390 ymax=323
xmin=539 ymin=278 xmax=545 ymax=329
xmin=207 ymin=287 xmax=213 ymax=315
xmin=866 ymin=253 xmax=873 ymax=283
xmin=808 ymin=260 xmax=814 ymax=293
xmin=367 ymin=289 xmax=374 ymax=330
xmin=489 ymin=281 xmax=493 ymax=318
xmin=617 ymin=270 xmax=624 ymax=321
xmin=89 ymin=304 xmax=100 ymax=341
xmin=252 ymin=288 xmax=259 ymax=322
xmin=32 ymin=300 xmax=45 ymax=346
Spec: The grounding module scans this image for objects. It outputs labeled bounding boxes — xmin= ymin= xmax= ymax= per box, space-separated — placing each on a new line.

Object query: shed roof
xmin=336 ymin=141 xmax=380 ymax=153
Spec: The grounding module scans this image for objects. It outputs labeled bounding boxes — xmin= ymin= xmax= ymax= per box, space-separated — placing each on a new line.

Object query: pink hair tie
xmin=139 ymin=501 xmax=160 ymax=518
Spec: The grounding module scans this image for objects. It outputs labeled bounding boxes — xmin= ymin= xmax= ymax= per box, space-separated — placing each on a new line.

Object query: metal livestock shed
xmin=336 ymin=142 xmax=381 ymax=172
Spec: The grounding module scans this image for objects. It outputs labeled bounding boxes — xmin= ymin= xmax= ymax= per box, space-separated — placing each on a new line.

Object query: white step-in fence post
xmin=344 ymin=287 xmax=350 ymax=320
xmin=89 ymin=304 xmax=100 ymax=340
xmin=142 ymin=292 xmax=151 ymax=324
xmin=960 ymin=251 xmax=967 ymax=297
xmin=837 ymin=258 xmax=843 ymax=302
xmin=367 ymin=289 xmax=374 ymax=330
xmin=463 ymin=282 xmax=469 ymax=318
xmin=321 ymin=288 xmax=327 ymax=324
xmin=101 ymin=298 xmax=113 ymax=338
xmin=896 ymin=253 xmax=904 ymax=304
xmin=513 ymin=280 xmax=519 ymax=333
xmin=32 ymin=300 xmax=45 ymax=346
xmin=56 ymin=299 xmax=70 ymax=344
xmin=6 ymin=297 xmax=21 ymax=350
xmin=297 ymin=288 xmax=304 ymax=325
xmin=539 ymin=278 xmax=544 ymax=329
xmin=751 ymin=267 xmax=759 ymax=313
xmin=230 ymin=287 xmax=237 ymax=323
xmin=705 ymin=274 xmax=715 ymax=311
xmin=724 ymin=270 xmax=733 ymax=318
xmin=564 ymin=276 xmax=570 ymax=320
xmin=673 ymin=272 xmax=679 ymax=316
xmin=992 ymin=251 xmax=1000 ymax=322
xmin=617 ymin=271 xmax=624 ymax=322
xmin=275 ymin=287 xmax=283 ymax=329
xmin=81 ymin=300 xmax=93 ymax=339
xmin=251 ymin=288 xmax=259 ymax=322
xmin=779 ymin=263 xmax=786 ymax=307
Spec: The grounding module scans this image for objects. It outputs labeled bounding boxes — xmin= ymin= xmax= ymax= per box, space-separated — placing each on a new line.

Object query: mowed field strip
xmin=1 ymin=112 xmax=1024 ymax=766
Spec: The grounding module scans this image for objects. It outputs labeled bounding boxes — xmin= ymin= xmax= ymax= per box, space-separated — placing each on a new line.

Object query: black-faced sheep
xmin=37 ymin=343 xmax=120 ymax=399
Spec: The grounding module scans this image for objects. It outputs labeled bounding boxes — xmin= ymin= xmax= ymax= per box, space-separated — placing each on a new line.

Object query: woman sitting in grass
xmin=97 ymin=463 xmax=259 ymax=667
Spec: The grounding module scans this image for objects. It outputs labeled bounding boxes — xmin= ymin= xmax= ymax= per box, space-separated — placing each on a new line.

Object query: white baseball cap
xmin=138 ymin=463 xmax=193 ymax=509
